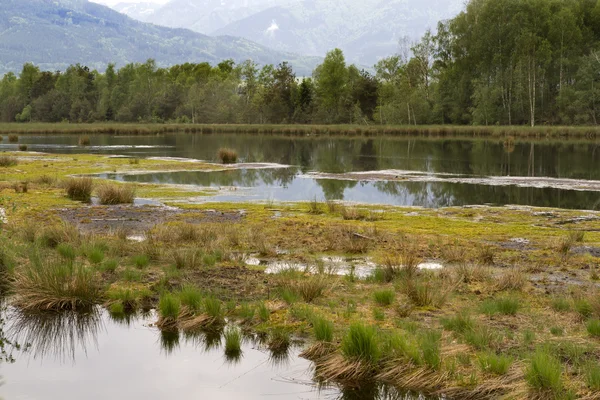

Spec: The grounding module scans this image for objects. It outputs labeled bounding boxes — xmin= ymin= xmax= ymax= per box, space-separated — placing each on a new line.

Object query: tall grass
xmin=312 ymin=316 xmax=334 ymax=342
xmin=341 ymin=323 xmax=380 ymax=364
xmin=64 ymin=177 xmax=93 ymax=201
xmin=585 ymin=361 xmax=600 ymax=390
xmin=295 ymin=277 xmax=327 ymax=303
xmin=7 ymin=134 xmax=18 ymax=143
xmin=159 ymin=293 xmax=181 ymax=321
xmin=178 ymin=285 xmax=203 ymax=314
xmin=224 ymin=326 xmax=243 ymax=358
xmin=420 ymin=330 xmax=442 ymax=370
xmin=14 ymin=257 xmax=100 ymax=311
xmin=477 ymin=352 xmax=512 ymax=375
xmin=96 ymin=184 xmax=136 ymax=205
xmin=204 ymin=297 xmax=224 ymax=322
xmin=586 ymin=319 xmax=600 ymax=337
xmin=373 ymin=289 xmax=395 ymax=306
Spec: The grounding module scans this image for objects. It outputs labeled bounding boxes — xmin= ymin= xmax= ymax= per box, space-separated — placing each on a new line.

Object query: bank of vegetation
xmin=2 ymin=0 xmax=600 ymax=130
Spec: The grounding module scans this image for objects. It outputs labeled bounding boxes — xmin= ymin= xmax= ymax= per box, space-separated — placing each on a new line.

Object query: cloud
xmin=265 ymin=20 xmax=279 ymax=36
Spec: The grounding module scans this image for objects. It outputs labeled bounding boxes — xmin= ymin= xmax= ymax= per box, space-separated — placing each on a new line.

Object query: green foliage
xmin=586 ymin=361 xmax=600 ymax=390
xmin=224 ymin=326 xmax=242 ymax=357
xmin=178 ymin=285 xmax=203 ymax=313
xmin=257 ymin=302 xmax=270 ymax=322
xmin=341 ymin=323 xmax=380 ymax=364
xmin=551 ymin=297 xmax=571 ymax=313
xmin=132 ymin=254 xmax=149 ymax=269
xmin=480 ymin=297 xmax=520 ymax=316
xmin=526 ymin=349 xmax=562 ymax=392
xmin=204 ymin=297 xmax=223 ymax=320
xmin=56 ymin=243 xmax=76 ymax=261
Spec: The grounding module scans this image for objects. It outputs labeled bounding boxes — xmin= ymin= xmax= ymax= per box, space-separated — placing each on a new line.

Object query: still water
xmin=0 ymin=308 xmax=424 ymax=400
xmin=4 ymin=133 xmax=600 ymax=209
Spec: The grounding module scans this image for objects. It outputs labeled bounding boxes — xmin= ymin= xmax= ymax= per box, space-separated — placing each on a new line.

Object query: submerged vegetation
xmin=0 ymin=151 xmax=599 ymax=398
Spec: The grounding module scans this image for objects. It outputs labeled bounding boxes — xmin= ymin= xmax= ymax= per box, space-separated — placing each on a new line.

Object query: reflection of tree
xmin=316 ymin=179 xmax=358 ymax=201
xmin=7 ymin=307 xmax=103 ymax=362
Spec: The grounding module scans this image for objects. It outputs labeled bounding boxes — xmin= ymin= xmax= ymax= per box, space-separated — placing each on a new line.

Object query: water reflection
xmin=6 ymin=307 xmax=103 ymax=362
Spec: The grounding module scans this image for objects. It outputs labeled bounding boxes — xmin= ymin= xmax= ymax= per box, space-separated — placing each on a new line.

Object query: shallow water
xmin=0 ymin=308 xmax=431 ymax=400
xmin=5 ymin=133 xmax=600 ymax=209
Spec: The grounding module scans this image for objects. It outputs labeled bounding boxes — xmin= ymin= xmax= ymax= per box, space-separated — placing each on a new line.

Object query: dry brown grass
xmin=0 ymin=155 xmax=18 ymax=167
xmin=217 ymin=148 xmax=238 ymax=164
xmin=64 ymin=177 xmax=93 ymax=201
xmin=496 ymin=268 xmax=527 ymax=292
xmin=96 ymin=184 xmax=136 ymax=205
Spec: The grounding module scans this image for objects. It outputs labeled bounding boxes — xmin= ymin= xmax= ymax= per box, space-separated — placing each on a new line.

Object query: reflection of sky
xmin=1 ymin=311 xmax=337 ymax=400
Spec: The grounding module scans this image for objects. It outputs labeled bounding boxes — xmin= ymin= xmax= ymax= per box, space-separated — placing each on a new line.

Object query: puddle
xmin=0 ymin=207 xmax=6 ymax=224
xmin=126 ymin=234 xmax=146 ymax=242
xmin=254 ymin=257 xmax=443 ymax=278
xmin=0 ymin=307 xmax=426 ymax=400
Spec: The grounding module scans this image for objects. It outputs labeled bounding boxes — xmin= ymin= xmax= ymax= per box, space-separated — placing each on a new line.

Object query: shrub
xmin=478 ymin=352 xmax=512 ymax=375
xmin=64 ymin=177 xmax=93 ymax=201
xmin=373 ymin=289 xmax=395 ymax=306
xmin=217 ymin=148 xmax=238 ymax=164
xmin=0 ymin=155 xmax=17 ymax=167
xmin=312 ymin=316 xmax=334 ymax=342
xmin=96 ymin=184 xmax=135 ymax=205
xmin=586 ymin=319 xmax=600 ymax=337
xmin=8 ymin=134 xmax=18 ymax=143
xmin=78 ymin=136 xmax=91 ymax=146
xmin=18 ymin=144 xmax=27 ymax=151
xmin=14 ymin=257 xmax=100 ymax=311
xmin=341 ymin=323 xmax=380 ymax=364
xmin=526 ymin=349 xmax=562 ymax=392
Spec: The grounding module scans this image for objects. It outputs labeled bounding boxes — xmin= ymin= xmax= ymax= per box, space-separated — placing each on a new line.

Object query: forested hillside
xmin=0 ymin=0 xmax=318 ymax=76
xmin=3 ymin=0 xmax=600 ymax=127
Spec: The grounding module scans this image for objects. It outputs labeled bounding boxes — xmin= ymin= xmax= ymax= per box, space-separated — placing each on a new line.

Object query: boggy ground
xmin=1 ymin=152 xmax=600 ymax=399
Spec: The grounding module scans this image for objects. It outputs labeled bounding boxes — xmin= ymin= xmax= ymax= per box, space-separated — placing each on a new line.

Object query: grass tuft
xmin=0 ymin=155 xmax=18 ymax=167
xmin=526 ymin=348 xmax=562 ymax=392
xmin=96 ymin=184 xmax=136 ymax=205
xmin=478 ymin=352 xmax=512 ymax=375
xmin=341 ymin=323 xmax=380 ymax=364
xmin=78 ymin=136 xmax=91 ymax=146
xmin=132 ymin=254 xmax=149 ymax=269
xmin=217 ymin=148 xmax=238 ymax=164
xmin=64 ymin=177 xmax=93 ymax=201
xmin=312 ymin=316 xmax=334 ymax=342
xmin=224 ymin=326 xmax=243 ymax=357
xmin=178 ymin=285 xmax=203 ymax=313
xmin=159 ymin=293 xmax=181 ymax=320
xmin=8 ymin=134 xmax=18 ymax=143
xmin=373 ymin=289 xmax=395 ymax=306
xmin=586 ymin=319 xmax=600 ymax=337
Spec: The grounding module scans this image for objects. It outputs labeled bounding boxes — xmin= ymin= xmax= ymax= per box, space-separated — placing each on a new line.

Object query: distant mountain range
xmin=113 ymin=0 xmax=464 ymax=65
xmin=0 ymin=0 xmax=319 ymax=75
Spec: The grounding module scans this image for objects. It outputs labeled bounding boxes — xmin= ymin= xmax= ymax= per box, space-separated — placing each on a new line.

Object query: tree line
xmin=2 ymin=0 xmax=600 ymax=127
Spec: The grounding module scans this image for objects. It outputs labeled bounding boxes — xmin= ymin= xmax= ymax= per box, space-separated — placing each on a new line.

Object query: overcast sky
xmin=90 ymin=0 xmax=168 ymax=6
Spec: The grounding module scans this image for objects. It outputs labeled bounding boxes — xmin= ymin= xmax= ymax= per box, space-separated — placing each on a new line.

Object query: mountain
xmin=212 ymin=0 xmax=464 ymax=65
xmin=0 ymin=0 xmax=319 ymax=76
xmin=112 ymin=1 xmax=160 ymax=21
xmin=143 ymin=0 xmax=293 ymax=34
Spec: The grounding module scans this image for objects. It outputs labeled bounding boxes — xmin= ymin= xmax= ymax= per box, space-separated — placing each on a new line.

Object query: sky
xmin=90 ymin=0 xmax=168 ymax=6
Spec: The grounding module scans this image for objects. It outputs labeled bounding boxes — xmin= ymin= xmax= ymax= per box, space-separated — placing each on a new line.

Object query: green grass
xmin=464 ymin=324 xmax=501 ymax=351
xmin=549 ymin=326 xmax=564 ymax=336
xmin=178 ymin=285 xmax=203 ymax=313
xmin=526 ymin=348 xmax=562 ymax=392
xmin=132 ymin=254 xmax=150 ymax=269
xmin=551 ymin=297 xmax=571 ymax=313
xmin=477 ymin=352 xmax=512 ymax=375
xmin=257 ymin=302 xmax=270 ymax=322
xmin=100 ymin=259 xmax=118 ymax=273
xmin=295 ymin=277 xmax=327 ymax=303
xmin=312 ymin=316 xmax=334 ymax=342
xmin=56 ymin=243 xmax=76 ymax=261
xmin=585 ymin=361 xmax=600 ymax=390
xmin=586 ymin=319 xmax=600 ymax=337
xmin=107 ymin=286 xmax=151 ymax=310
xmin=373 ymin=289 xmax=395 ymax=306
xmin=120 ymin=268 xmax=142 ymax=282
xmin=442 ymin=312 xmax=475 ymax=334
xmin=109 ymin=302 xmax=125 ymax=315
xmin=280 ymin=288 xmax=299 ymax=304
xmin=238 ymin=303 xmax=255 ymax=320
xmin=341 ymin=323 xmax=380 ymax=364
xmin=204 ymin=297 xmax=223 ymax=320
xmin=224 ymin=326 xmax=242 ymax=357
xmin=480 ymin=297 xmax=520 ymax=316
xmin=86 ymin=247 xmax=105 ymax=265
xmin=159 ymin=293 xmax=181 ymax=320
xmin=574 ymin=298 xmax=593 ymax=319
xmin=420 ymin=330 xmax=442 ymax=370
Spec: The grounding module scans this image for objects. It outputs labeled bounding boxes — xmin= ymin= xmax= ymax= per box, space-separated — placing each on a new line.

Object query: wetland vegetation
xmin=0 ymin=147 xmax=599 ymax=398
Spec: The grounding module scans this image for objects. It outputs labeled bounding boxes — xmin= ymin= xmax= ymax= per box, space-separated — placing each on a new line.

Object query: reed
xmin=64 ymin=177 xmax=93 ymax=201
xmin=96 ymin=184 xmax=136 ymax=205
xmin=217 ymin=148 xmax=238 ymax=164
xmin=341 ymin=323 xmax=380 ymax=364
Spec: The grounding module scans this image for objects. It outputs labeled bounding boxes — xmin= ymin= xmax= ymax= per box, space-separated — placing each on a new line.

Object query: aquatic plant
xmin=217 ymin=148 xmax=238 ymax=164
xmin=203 ymin=297 xmax=224 ymax=322
xmin=373 ymin=289 xmax=395 ymax=306
xmin=158 ymin=293 xmax=181 ymax=323
xmin=96 ymin=184 xmax=135 ymax=205
xmin=107 ymin=286 xmax=151 ymax=311
xmin=178 ymin=285 xmax=203 ymax=314
xmin=7 ymin=134 xmax=18 ymax=143
xmin=312 ymin=316 xmax=334 ymax=342
xmin=64 ymin=177 xmax=93 ymax=201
